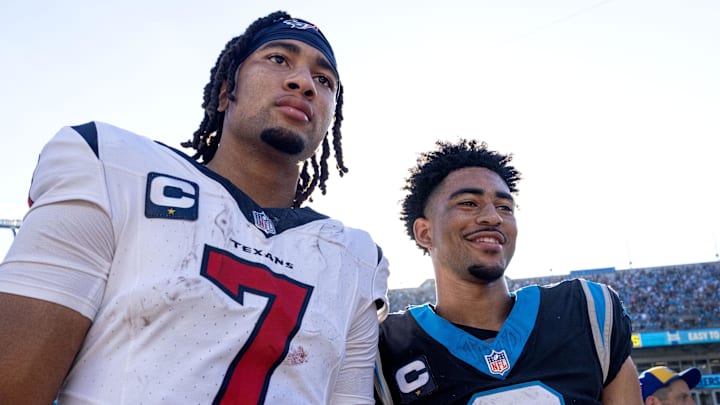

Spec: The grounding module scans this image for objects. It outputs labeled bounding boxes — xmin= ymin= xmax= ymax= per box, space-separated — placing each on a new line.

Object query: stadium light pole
xmin=0 ymin=218 xmax=22 ymax=237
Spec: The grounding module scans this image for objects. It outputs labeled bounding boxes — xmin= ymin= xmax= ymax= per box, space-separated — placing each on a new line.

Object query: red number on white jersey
xmin=201 ymin=245 xmax=313 ymax=404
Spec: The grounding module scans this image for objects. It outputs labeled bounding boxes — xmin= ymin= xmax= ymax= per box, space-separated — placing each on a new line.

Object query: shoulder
xmin=537 ymin=277 xmax=627 ymax=318
xmin=58 ymin=120 xmax=151 ymax=146
xmin=300 ymin=213 xmax=390 ymax=319
xmin=534 ymin=278 xmax=584 ymax=303
xmin=383 ymin=308 xmax=416 ymax=323
xmin=533 ymin=278 xmax=625 ymax=319
xmin=38 ymin=121 xmax=166 ymax=166
xmin=30 ymin=121 xmax=191 ymax=210
xmin=538 ymin=277 xmax=615 ymax=298
xmin=85 ymin=121 xmax=175 ymax=160
xmin=379 ymin=307 xmax=423 ymax=338
xmin=310 ymin=215 xmax=386 ymax=267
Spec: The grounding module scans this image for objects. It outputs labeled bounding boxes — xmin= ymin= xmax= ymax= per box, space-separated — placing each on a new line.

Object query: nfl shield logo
xmin=283 ymin=19 xmax=319 ymax=31
xmin=252 ymin=210 xmax=276 ymax=235
xmin=484 ymin=350 xmax=510 ymax=376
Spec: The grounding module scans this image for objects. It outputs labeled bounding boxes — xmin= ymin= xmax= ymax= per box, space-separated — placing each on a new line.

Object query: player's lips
xmin=275 ymin=96 xmax=313 ymax=122
xmin=464 ymin=230 xmax=506 ymax=245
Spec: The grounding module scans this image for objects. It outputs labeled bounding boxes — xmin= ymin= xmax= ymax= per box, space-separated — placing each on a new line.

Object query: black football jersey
xmin=375 ymin=279 xmax=632 ymax=404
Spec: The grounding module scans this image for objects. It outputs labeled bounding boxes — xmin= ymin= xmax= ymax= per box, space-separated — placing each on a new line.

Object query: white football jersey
xmin=0 ymin=121 xmax=389 ymax=404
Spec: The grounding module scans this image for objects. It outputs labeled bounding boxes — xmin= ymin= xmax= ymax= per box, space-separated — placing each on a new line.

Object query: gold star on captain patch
xmin=167 ymin=208 xmax=176 ymax=215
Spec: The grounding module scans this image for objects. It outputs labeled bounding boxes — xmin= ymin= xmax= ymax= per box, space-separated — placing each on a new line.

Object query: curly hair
xmin=400 ymin=139 xmax=522 ymax=252
xmin=181 ymin=10 xmax=348 ymax=208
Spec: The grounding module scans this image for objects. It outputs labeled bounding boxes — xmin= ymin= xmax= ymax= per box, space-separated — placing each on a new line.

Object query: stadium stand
xmin=388 ymin=261 xmax=720 ymax=331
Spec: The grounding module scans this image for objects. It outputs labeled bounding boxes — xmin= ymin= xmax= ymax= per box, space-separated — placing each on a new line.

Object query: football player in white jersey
xmin=0 ymin=11 xmax=389 ymax=405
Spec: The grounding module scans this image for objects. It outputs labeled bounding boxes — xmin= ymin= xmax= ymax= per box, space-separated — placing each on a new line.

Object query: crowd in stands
xmin=387 ymin=261 xmax=720 ymax=332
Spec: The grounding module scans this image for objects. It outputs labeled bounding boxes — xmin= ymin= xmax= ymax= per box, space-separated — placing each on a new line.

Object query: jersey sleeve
xmin=0 ymin=123 xmax=114 ymax=319
xmin=330 ymin=303 xmax=380 ymax=404
xmin=374 ymin=246 xmax=390 ymax=322
xmin=578 ymin=279 xmax=632 ymax=386
xmin=329 ymin=232 xmax=390 ymax=403
xmin=605 ymin=284 xmax=633 ymax=385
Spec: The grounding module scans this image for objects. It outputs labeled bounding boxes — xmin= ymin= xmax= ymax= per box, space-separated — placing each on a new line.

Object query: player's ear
xmin=648 ymin=395 xmax=665 ymax=405
xmin=413 ymin=217 xmax=433 ymax=251
xmin=217 ymin=81 xmax=230 ymax=112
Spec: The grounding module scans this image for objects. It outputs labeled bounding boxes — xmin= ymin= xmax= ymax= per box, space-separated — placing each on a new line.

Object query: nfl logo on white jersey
xmin=252 ymin=210 xmax=276 ymax=235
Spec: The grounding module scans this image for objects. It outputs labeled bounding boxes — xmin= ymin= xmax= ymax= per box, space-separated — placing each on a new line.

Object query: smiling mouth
xmin=465 ymin=229 xmax=506 ymax=245
xmin=472 ymin=236 xmax=502 ymax=244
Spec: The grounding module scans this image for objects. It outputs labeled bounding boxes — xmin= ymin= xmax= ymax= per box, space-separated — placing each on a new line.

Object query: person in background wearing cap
xmin=639 ymin=366 xmax=702 ymax=405
xmin=0 ymin=10 xmax=389 ymax=404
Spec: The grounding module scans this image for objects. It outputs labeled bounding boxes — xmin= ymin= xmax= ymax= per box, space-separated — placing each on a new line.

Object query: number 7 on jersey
xmin=201 ymin=245 xmax=314 ymax=404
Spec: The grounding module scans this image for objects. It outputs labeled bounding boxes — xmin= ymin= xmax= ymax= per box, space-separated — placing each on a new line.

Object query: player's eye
xmin=269 ymin=54 xmax=287 ymax=65
xmin=316 ymin=75 xmax=335 ymax=90
xmin=498 ymin=204 xmax=515 ymax=214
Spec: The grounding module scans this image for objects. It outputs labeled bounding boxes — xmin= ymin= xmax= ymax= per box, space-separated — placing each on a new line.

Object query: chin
xmin=260 ymin=128 xmax=306 ymax=155
xmin=468 ymin=265 xmax=506 ymax=283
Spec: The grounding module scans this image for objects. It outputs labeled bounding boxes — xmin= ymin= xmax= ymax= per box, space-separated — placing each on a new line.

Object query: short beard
xmin=467 ymin=265 xmax=505 ymax=283
xmin=260 ymin=128 xmax=305 ymax=155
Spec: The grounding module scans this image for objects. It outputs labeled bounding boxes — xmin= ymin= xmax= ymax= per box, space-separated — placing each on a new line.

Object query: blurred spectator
xmin=638 ymin=366 xmax=701 ymax=404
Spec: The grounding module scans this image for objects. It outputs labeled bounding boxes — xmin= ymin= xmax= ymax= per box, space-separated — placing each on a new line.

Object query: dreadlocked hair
xmin=181 ymin=10 xmax=348 ymax=208
xmin=400 ymin=139 xmax=522 ymax=253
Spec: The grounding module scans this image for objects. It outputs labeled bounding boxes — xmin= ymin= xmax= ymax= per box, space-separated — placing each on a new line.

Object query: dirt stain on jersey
xmin=284 ymin=345 xmax=309 ymax=365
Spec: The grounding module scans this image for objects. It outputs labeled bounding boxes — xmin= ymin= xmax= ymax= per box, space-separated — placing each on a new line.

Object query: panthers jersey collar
xmin=408 ymin=285 xmax=540 ymax=380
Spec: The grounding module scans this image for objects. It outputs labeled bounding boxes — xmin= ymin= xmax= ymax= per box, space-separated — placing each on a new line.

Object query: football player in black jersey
xmin=375 ymin=139 xmax=642 ymax=404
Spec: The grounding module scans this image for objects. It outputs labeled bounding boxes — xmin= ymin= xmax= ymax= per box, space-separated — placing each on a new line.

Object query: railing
xmin=0 ymin=218 xmax=22 ymax=237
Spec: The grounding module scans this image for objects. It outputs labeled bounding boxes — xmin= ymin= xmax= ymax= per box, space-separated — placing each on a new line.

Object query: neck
xmin=206 ymin=140 xmax=301 ymax=208
xmin=433 ymin=274 xmax=513 ymax=331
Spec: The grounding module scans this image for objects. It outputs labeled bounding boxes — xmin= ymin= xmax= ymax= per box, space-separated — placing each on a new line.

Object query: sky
xmin=1 ymin=0 xmax=719 ymax=289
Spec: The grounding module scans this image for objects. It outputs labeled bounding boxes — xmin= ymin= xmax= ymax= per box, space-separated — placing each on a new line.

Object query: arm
xmin=0 ymin=201 xmax=114 ymax=403
xmin=0 ymin=124 xmax=114 ymax=403
xmin=331 ymin=241 xmax=389 ymax=404
xmin=0 ymin=294 xmax=91 ymax=405
xmin=330 ymin=303 xmax=380 ymax=405
xmin=601 ymin=356 xmax=643 ymax=405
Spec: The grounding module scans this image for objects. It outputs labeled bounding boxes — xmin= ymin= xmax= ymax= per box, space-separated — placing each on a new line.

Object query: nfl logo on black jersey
xmin=484 ymin=349 xmax=510 ymax=375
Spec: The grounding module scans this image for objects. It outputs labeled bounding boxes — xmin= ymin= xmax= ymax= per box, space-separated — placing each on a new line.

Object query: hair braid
xmin=317 ymin=135 xmax=331 ymax=194
xmin=296 ymin=161 xmax=311 ymax=204
xmin=331 ymin=84 xmax=348 ymax=177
